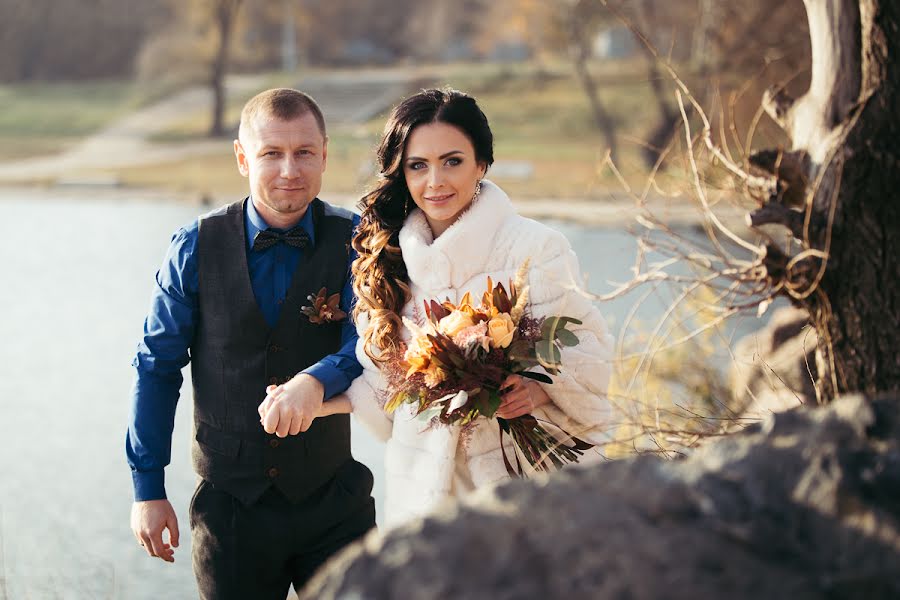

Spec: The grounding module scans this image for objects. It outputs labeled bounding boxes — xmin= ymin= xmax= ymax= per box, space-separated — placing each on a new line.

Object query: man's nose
xmin=281 ymin=156 xmax=301 ymax=178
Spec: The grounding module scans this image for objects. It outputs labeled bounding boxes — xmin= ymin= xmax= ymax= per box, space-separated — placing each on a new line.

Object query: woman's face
xmin=402 ymin=122 xmax=486 ymax=238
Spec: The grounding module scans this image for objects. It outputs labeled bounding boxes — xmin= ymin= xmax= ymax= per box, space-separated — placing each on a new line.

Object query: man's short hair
xmin=239 ymin=88 xmax=326 ymax=139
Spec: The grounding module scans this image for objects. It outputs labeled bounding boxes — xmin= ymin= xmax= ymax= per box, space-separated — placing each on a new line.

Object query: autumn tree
xmin=135 ymin=0 xmax=246 ymax=136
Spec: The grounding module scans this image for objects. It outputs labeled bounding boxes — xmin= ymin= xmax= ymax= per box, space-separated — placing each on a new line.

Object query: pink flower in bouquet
xmin=453 ymin=321 xmax=491 ymax=354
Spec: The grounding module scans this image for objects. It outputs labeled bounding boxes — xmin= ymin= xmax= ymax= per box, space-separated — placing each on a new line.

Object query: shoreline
xmin=0 ymin=183 xmax=752 ymax=231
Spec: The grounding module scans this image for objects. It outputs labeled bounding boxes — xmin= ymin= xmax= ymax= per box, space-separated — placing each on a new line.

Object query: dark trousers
xmin=190 ymin=459 xmax=376 ymax=600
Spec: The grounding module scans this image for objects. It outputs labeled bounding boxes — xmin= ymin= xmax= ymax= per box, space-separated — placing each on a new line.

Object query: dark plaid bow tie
xmin=252 ymin=228 xmax=311 ymax=251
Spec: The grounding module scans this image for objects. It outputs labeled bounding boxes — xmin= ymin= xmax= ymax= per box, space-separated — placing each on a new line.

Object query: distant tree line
xmin=0 ymin=0 xmax=809 ymax=85
xmin=0 ymin=0 xmax=492 ymax=83
xmin=0 ymin=0 xmax=169 ymax=81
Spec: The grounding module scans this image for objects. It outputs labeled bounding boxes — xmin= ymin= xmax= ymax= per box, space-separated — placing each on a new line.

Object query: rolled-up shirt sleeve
xmin=126 ymin=224 xmax=198 ymax=501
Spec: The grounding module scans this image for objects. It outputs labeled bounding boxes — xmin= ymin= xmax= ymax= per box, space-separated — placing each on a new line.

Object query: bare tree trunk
xmin=13 ymin=0 xmax=53 ymax=80
xmin=566 ymin=0 xmax=619 ymax=158
xmin=748 ymin=0 xmax=899 ymax=400
xmin=210 ymin=0 xmax=242 ymax=137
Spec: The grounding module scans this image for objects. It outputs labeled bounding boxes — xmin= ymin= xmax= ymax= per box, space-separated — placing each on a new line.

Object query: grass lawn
xmin=0 ymin=80 xmax=138 ymax=160
xmin=106 ymin=130 xmax=377 ymax=201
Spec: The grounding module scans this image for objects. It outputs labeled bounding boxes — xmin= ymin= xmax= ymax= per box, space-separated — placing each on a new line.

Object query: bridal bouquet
xmin=383 ymin=262 xmax=594 ymax=477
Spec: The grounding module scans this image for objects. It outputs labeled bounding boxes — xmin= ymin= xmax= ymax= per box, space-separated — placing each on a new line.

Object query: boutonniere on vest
xmin=301 ymin=287 xmax=347 ymax=324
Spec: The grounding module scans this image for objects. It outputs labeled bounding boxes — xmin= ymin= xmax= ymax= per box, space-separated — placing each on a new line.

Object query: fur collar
xmin=399 ymin=179 xmax=516 ymax=292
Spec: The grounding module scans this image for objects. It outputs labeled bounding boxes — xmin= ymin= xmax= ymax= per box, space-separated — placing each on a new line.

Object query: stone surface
xmin=301 ymin=395 xmax=900 ymax=600
xmin=730 ymin=306 xmax=819 ymax=417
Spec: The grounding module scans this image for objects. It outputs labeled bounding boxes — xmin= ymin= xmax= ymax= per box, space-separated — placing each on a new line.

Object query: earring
xmin=473 ymin=179 xmax=483 ymax=203
xmin=404 ymin=194 xmax=410 ymax=215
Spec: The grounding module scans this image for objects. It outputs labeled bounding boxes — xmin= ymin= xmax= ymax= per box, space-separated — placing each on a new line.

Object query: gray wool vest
xmin=191 ymin=197 xmax=354 ymax=505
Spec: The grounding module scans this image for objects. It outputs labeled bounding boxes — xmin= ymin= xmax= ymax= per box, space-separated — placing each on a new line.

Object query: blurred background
xmin=0 ymin=0 xmax=812 ymax=598
xmin=0 ymin=0 xmax=812 ymax=198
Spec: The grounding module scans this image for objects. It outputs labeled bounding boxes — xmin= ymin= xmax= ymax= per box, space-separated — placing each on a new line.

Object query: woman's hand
xmin=495 ymin=374 xmax=551 ymax=419
xmin=257 ymin=375 xmax=324 ymax=437
xmin=261 ymin=385 xmax=352 ymax=424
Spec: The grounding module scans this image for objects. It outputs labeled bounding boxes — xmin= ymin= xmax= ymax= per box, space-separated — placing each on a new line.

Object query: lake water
xmin=0 ymin=190 xmax=770 ymax=599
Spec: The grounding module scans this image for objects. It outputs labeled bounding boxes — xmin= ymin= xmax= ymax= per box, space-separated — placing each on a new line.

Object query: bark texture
xmin=749 ymin=0 xmax=899 ymax=400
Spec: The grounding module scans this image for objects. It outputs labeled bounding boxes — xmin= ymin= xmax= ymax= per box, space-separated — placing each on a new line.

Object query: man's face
xmin=234 ymin=112 xmax=327 ymax=226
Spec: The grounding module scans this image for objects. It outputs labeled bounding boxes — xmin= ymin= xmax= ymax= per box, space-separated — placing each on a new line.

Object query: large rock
xmin=731 ymin=306 xmax=819 ymax=417
xmin=302 ymin=395 xmax=900 ymax=599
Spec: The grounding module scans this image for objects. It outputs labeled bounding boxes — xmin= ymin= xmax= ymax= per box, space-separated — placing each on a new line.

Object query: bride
xmin=269 ymin=88 xmax=614 ymax=526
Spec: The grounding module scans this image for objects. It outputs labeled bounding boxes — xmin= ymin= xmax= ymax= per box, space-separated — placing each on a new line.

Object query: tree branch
xmin=749 ymin=148 xmax=810 ymax=208
xmin=803 ymin=0 xmax=862 ymax=128
xmin=747 ymin=203 xmax=807 ymax=238
xmin=761 ymin=86 xmax=796 ymax=131
xmin=779 ymin=0 xmax=862 ymax=159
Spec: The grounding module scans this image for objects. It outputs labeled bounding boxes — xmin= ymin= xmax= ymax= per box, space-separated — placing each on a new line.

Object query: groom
xmin=126 ymin=88 xmax=374 ymax=598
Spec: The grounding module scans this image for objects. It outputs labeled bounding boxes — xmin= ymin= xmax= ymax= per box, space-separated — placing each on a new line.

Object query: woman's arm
xmin=318 ymin=395 xmax=351 ymax=416
xmin=332 ymin=332 xmax=396 ymax=441
xmin=525 ymin=229 xmax=616 ymax=436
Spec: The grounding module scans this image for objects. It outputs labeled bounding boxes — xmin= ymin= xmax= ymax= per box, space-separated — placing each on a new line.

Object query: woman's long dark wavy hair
xmin=352 ymin=88 xmax=495 ymax=361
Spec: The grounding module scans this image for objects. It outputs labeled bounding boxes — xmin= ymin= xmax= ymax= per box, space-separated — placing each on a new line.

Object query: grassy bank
xmin=0 ymin=80 xmax=138 ymax=160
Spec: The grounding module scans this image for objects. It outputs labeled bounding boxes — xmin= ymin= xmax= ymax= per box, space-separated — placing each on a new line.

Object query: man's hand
xmin=257 ymin=374 xmax=325 ymax=437
xmin=131 ymin=499 xmax=179 ymax=563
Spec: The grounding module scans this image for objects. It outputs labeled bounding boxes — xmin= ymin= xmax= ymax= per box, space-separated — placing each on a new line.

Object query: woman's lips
xmin=424 ymin=193 xmax=454 ymax=202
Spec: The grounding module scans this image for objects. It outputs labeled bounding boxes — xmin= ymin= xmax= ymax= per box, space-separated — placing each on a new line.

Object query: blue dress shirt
xmin=126 ymin=198 xmax=362 ymax=501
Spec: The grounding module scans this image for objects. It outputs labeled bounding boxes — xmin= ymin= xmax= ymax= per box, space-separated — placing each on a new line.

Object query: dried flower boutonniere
xmin=301 ymin=287 xmax=347 ymax=324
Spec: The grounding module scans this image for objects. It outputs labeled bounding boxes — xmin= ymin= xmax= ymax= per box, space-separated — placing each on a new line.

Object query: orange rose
xmin=487 ymin=313 xmax=516 ymax=349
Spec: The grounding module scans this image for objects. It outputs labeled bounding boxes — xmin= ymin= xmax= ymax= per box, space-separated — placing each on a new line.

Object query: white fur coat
xmin=339 ymin=180 xmax=614 ymax=526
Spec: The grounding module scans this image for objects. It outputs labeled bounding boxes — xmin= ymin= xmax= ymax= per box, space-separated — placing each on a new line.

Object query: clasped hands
xmin=258 ymin=373 xmax=326 ymax=437
xmin=257 ymin=373 xmax=549 ymax=437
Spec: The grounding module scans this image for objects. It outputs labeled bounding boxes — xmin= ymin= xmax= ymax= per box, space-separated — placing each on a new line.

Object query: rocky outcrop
xmin=302 ymin=395 xmax=900 ymax=599
xmin=730 ymin=306 xmax=818 ymax=417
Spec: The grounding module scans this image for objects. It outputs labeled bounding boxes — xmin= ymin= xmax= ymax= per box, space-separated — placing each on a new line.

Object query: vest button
xmin=269 ymin=439 xmax=280 ymax=448
xmin=267 ymin=467 xmax=279 ymax=478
